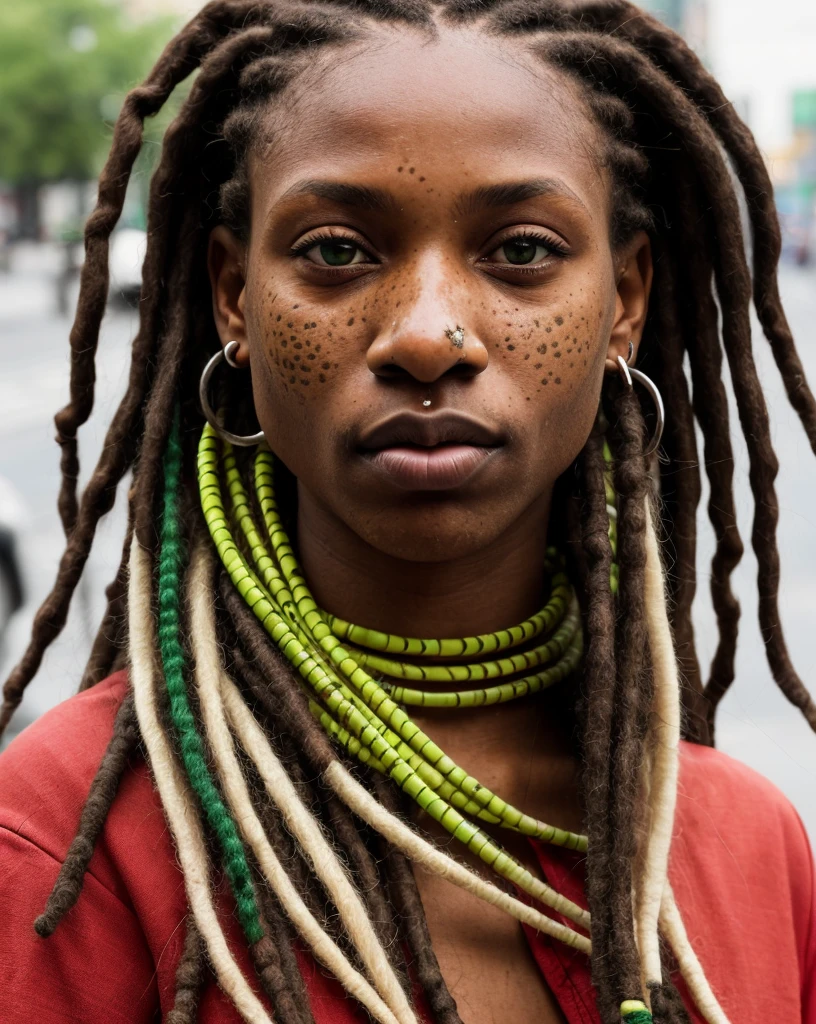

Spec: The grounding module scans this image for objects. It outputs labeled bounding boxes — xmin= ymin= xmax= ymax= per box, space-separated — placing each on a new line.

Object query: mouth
xmin=356 ymin=411 xmax=505 ymax=492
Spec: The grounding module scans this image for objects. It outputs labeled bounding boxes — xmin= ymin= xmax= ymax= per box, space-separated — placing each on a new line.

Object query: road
xmin=0 ymin=245 xmax=814 ymax=839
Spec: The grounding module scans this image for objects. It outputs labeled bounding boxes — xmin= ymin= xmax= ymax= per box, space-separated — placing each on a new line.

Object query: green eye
xmin=502 ymin=240 xmax=538 ymax=265
xmin=484 ymin=233 xmax=567 ymax=269
xmin=319 ymin=242 xmax=358 ymax=266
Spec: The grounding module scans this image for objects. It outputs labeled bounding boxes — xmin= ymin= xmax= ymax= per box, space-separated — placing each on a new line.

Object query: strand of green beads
xmin=251 ymin=444 xmax=587 ymax=848
xmin=197 ymin=428 xmax=590 ymax=932
xmin=327 ymin=577 xmax=565 ymax=655
xmin=217 ymin=434 xmax=573 ymax=828
xmin=372 ymin=606 xmax=583 ymax=708
xmin=310 ymin=702 xmax=508 ymax=827
xmin=327 ymin=561 xmax=569 ymax=655
xmin=325 ymin=551 xmax=565 ymax=657
xmin=160 ymin=410 xmax=264 ymax=945
xmin=345 ymin=579 xmax=574 ymax=681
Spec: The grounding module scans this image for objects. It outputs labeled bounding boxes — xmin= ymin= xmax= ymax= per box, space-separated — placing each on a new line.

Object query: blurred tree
xmin=0 ymin=0 xmax=182 ymax=238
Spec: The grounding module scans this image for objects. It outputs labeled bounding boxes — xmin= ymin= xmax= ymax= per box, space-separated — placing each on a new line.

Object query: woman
xmin=0 ymin=2 xmax=813 ymax=1022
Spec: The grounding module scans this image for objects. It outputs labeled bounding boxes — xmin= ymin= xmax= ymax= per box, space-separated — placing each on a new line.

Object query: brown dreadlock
xmin=2 ymin=2 xmax=815 ymax=1023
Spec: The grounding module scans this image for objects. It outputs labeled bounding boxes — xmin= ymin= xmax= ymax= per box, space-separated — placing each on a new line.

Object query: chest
xmin=411 ymin=863 xmax=568 ymax=1024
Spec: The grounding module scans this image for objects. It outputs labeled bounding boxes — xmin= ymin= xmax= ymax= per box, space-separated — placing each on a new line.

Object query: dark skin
xmin=209 ymin=26 xmax=652 ymax=1024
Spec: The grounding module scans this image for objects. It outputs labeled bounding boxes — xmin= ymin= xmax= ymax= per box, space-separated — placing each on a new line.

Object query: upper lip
xmin=357 ymin=410 xmax=505 ymax=451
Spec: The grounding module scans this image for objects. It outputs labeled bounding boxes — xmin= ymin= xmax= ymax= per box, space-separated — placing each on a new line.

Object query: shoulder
xmin=672 ymin=740 xmax=814 ymax=974
xmin=666 ymin=743 xmax=816 ymax=1017
xmin=0 ymin=671 xmax=131 ymax=857
xmin=675 ymin=738 xmax=812 ymax=858
xmin=0 ymin=670 xmax=166 ymax=909
xmin=0 ymin=673 xmax=169 ymax=1022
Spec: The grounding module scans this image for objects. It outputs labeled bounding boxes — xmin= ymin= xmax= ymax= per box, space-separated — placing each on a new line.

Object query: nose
xmin=366 ymin=264 xmax=488 ymax=384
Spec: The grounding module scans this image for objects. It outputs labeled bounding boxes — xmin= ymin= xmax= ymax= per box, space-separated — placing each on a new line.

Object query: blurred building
xmin=707 ymin=0 xmax=816 ymax=261
xmin=641 ymin=0 xmax=816 ymax=261
xmin=638 ymin=0 xmax=709 ymax=57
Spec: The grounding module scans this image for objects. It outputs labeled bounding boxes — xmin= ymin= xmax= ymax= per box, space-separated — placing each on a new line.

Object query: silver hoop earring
xmin=199 ymin=341 xmax=266 ymax=447
xmin=615 ymin=353 xmax=665 ymax=457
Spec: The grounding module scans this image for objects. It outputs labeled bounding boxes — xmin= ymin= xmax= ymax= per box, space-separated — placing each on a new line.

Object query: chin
xmin=349 ymin=502 xmax=515 ymax=564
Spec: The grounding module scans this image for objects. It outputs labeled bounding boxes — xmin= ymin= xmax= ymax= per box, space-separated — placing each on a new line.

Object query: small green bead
xmin=620 ymin=1000 xmax=653 ymax=1023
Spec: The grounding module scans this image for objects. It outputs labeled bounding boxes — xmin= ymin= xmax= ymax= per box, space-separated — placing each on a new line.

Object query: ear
xmin=208 ymin=225 xmax=250 ymax=368
xmin=604 ymin=230 xmax=653 ymax=373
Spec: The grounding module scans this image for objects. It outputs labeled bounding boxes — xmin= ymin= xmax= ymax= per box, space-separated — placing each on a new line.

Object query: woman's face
xmin=209 ymin=28 xmax=651 ymax=563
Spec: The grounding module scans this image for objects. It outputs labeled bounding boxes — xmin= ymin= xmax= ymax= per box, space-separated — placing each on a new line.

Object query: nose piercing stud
xmin=445 ymin=325 xmax=465 ymax=348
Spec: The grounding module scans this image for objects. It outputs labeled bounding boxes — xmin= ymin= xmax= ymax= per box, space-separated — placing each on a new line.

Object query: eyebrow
xmin=455 ymin=178 xmax=588 ymax=216
xmin=277 ymin=179 xmax=395 ymax=212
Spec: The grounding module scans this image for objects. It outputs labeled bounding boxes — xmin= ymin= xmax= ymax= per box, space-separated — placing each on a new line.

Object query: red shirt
xmin=0 ymin=671 xmax=814 ymax=1022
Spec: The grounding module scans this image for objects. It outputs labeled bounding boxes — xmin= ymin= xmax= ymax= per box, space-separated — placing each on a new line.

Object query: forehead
xmin=248 ymin=26 xmax=609 ymax=224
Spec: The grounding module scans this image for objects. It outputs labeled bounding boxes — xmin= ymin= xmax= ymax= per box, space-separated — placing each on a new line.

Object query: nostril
xmin=443 ymin=360 xmax=480 ymax=379
xmin=376 ymin=362 xmax=410 ymax=379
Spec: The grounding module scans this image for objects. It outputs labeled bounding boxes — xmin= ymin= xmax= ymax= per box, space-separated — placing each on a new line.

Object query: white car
xmin=108 ymin=226 xmax=147 ymax=303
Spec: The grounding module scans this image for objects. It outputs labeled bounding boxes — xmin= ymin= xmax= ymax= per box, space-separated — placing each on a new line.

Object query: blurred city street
xmin=0 ymin=244 xmax=131 ymax=743
xmin=0 ymin=245 xmax=813 ymax=837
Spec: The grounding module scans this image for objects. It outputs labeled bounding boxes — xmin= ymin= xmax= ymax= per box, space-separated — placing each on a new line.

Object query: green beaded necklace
xmin=194 ymin=423 xmax=660 ymax=1022
xmin=198 ymin=423 xmax=594 ymax=909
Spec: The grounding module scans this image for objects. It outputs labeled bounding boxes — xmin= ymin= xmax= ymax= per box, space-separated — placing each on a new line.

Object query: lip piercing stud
xmin=445 ymin=325 xmax=465 ymax=348
xmin=422 ymin=399 xmax=432 ymax=407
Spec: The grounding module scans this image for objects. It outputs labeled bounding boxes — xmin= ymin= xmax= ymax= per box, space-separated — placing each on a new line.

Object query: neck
xmin=295 ymin=488 xmax=553 ymax=640
xmin=295 ymin=484 xmax=583 ymax=832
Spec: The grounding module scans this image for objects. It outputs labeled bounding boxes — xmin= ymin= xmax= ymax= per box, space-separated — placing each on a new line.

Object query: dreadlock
xmin=2 ymin=2 xmax=815 ymax=1023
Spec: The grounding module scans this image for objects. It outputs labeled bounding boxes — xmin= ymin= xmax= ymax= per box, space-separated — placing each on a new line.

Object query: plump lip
xmin=362 ymin=444 xmax=500 ymax=490
xmin=356 ymin=410 xmax=505 ymax=491
xmin=357 ymin=410 xmax=505 ymax=451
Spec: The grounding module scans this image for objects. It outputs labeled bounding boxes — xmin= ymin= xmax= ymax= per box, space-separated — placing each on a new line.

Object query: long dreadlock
xmin=2 ymin=2 xmax=815 ymax=1023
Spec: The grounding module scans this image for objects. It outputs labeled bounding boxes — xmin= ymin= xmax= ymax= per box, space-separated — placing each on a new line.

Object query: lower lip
xmin=361 ymin=444 xmax=500 ymax=491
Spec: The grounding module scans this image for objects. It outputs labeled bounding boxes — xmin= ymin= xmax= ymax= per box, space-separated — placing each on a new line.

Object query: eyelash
xmin=487 ymin=230 xmax=570 ymax=263
xmin=289 ymin=231 xmax=373 ymax=263
xmin=288 ymin=229 xmax=570 ymax=273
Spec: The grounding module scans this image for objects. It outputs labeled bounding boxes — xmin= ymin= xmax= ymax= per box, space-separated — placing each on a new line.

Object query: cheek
xmin=255 ymin=295 xmax=336 ymax=399
xmin=484 ymin=287 xmax=608 ymax=397
xmin=245 ymin=287 xmax=372 ymax=467
xmin=482 ymin=288 xmax=611 ymax=474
